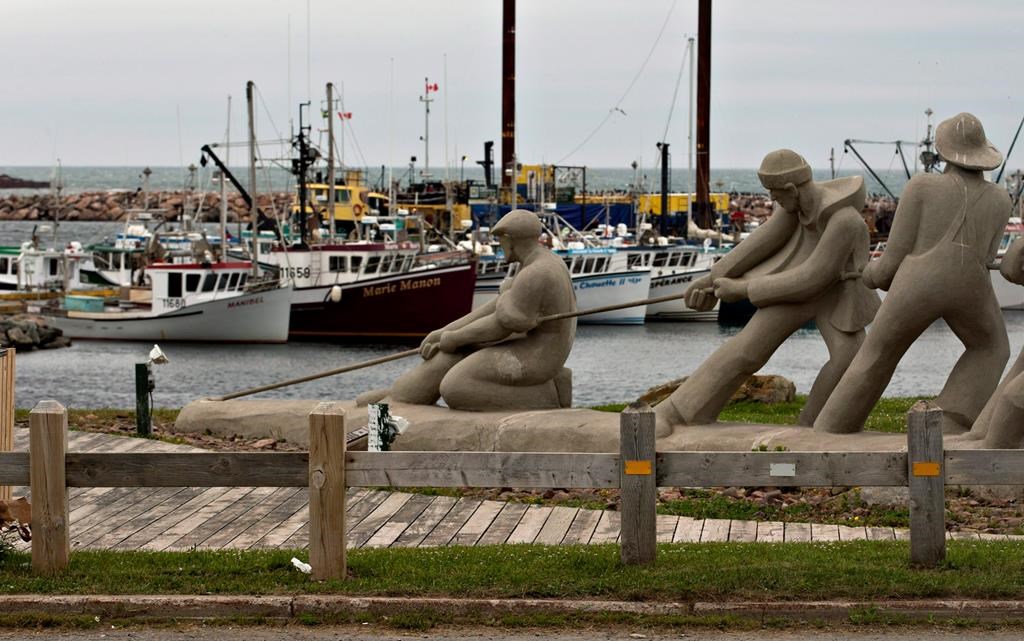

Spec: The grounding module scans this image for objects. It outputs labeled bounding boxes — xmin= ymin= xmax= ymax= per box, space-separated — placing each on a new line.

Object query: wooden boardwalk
xmin=8 ymin=428 xmax=1011 ymax=552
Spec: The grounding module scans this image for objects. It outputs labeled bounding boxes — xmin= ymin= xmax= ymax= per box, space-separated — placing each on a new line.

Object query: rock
xmin=5 ymin=326 xmax=35 ymax=348
xmin=636 ymin=374 xmax=796 ymax=406
xmin=252 ymin=438 xmax=277 ymax=450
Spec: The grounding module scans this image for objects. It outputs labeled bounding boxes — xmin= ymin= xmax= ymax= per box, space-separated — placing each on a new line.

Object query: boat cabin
xmin=144 ymin=262 xmax=253 ymax=314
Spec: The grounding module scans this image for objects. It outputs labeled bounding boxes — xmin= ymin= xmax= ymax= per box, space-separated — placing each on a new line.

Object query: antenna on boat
xmin=419 ymin=77 xmax=435 ymax=180
xmin=220 ymin=95 xmax=231 ymax=255
xmin=327 ymin=81 xmax=337 ymax=242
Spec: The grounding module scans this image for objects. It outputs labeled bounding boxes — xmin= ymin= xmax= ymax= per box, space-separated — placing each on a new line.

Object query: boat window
xmin=627 ymin=254 xmax=644 ymax=268
xmin=364 ymin=255 xmax=381 ymax=273
xmin=217 ymin=274 xmax=230 ymax=290
xmin=402 ymin=256 xmax=413 ymax=271
xmin=0 ymin=258 xmax=6 ymax=273
xmin=391 ymin=256 xmax=404 ymax=272
xmin=185 ymin=273 xmax=201 ymax=292
xmin=652 ymin=252 xmax=668 ymax=267
xmin=335 ymin=190 xmax=351 ymax=203
xmin=329 ymin=256 xmax=348 ymax=272
xmin=595 ymin=257 xmax=608 ymax=272
xmin=202 ymin=274 xmax=217 ymax=292
xmin=667 ymin=253 xmax=682 ymax=267
xmin=10 ymin=260 xmax=16 ymax=275
xmin=315 ymin=189 xmax=329 ymax=203
xmin=350 ymin=256 xmax=363 ymax=272
xmin=571 ymin=258 xmax=583 ymax=274
xmin=379 ymin=256 xmax=393 ymax=273
xmin=49 ymin=259 xmax=59 ymax=276
xmin=228 ymin=272 xmax=240 ymax=289
xmin=167 ymin=272 xmax=183 ymax=298
xmin=239 ymin=273 xmax=248 ymax=288
xmin=582 ymin=258 xmax=596 ymax=273
xmin=684 ymin=252 xmax=695 ymax=267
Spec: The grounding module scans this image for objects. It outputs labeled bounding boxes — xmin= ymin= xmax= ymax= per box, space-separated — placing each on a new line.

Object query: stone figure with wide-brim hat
xmin=814 ymin=112 xmax=1012 ymax=435
xmin=357 ymin=209 xmax=576 ymax=411
xmin=656 ymin=149 xmax=881 ymax=435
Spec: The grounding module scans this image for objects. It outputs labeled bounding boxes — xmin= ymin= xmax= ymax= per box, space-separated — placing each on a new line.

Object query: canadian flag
xmin=426 ymin=82 xmax=439 ymax=93
xmin=337 ymin=112 xmax=353 ymax=120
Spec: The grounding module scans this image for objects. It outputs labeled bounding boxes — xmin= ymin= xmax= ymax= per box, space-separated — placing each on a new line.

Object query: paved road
xmin=4 ymin=626 xmax=1024 ymax=640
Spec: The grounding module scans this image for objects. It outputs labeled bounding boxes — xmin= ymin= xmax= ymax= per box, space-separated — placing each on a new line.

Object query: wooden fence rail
xmin=0 ymin=348 xmax=14 ymax=502
xmin=2 ymin=398 xmax=1008 ymax=577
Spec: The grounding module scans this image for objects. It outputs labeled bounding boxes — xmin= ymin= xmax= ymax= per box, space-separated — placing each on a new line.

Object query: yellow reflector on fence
xmin=912 ymin=461 xmax=941 ymax=477
xmin=624 ymin=460 xmax=652 ymax=476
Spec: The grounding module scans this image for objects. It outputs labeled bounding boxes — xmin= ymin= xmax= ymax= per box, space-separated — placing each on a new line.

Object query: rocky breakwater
xmin=0 ymin=314 xmax=71 ymax=350
xmin=0 ymin=191 xmax=292 ymax=222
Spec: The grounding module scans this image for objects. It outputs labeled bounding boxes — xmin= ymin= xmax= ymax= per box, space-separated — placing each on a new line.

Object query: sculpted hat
xmin=935 ymin=112 xmax=1002 ymax=171
xmin=492 ymin=209 xmax=543 ymax=239
xmin=757 ymin=149 xmax=812 ymax=189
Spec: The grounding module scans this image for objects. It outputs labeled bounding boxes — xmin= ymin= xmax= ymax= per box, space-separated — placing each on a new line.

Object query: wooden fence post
xmin=30 ymin=400 xmax=69 ymax=575
xmin=308 ymin=401 xmax=346 ymax=580
xmin=907 ymin=400 xmax=945 ymax=567
xmin=620 ymin=401 xmax=656 ymax=565
xmin=0 ymin=348 xmax=14 ymax=502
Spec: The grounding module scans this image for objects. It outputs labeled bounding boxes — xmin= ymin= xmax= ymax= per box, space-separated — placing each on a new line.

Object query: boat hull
xmin=475 ymin=269 xmax=652 ymax=325
xmin=44 ymin=286 xmax=292 ymax=343
xmin=287 ymin=263 xmax=477 ymax=339
xmin=644 ymin=266 xmax=718 ymax=321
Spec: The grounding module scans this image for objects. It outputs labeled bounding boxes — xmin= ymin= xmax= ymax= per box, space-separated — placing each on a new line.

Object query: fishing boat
xmin=620 ymin=243 xmax=721 ymax=321
xmin=38 ymin=261 xmax=291 ymax=343
xmin=990 ymin=218 xmax=1024 ymax=310
xmin=474 ymin=246 xmax=652 ymax=325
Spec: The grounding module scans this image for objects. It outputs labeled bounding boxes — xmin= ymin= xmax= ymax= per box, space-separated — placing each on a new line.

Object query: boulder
xmin=636 ymin=374 xmax=797 ymax=407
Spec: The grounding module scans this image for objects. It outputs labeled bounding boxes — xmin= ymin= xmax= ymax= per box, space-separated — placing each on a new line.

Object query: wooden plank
xmin=344 ymin=490 xmax=391 ymax=529
xmin=536 ymin=506 xmax=580 ymax=545
xmin=619 ymin=403 xmax=656 ymax=564
xmin=507 ymin=505 xmax=554 ymax=545
xmin=75 ymin=487 xmax=191 ymax=549
xmin=420 ymin=498 xmax=482 ymax=547
xmin=346 ymin=451 xmax=619 ymax=489
xmin=224 ymin=488 xmax=310 ymax=550
xmin=245 ymin=489 xmax=316 ymax=550
xmin=837 ymin=525 xmax=867 ymax=541
xmin=393 ymin=495 xmax=458 ymax=547
xmin=65 ymin=452 xmax=309 ymax=487
xmin=756 ymin=521 xmax=784 ymax=543
xmin=949 ymin=530 xmax=980 ymax=540
xmin=67 ymin=431 xmax=118 ymax=452
xmin=201 ymin=487 xmax=300 ymax=549
xmin=347 ymin=492 xmax=413 ymax=548
xmin=700 ymin=518 xmax=730 ymax=542
xmin=672 ymin=516 xmax=704 ymax=543
xmin=0 ymin=349 xmax=13 ymax=502
xmin=449 ymin=500 xmax=504 ymax=547
xmin=308 ymin=402 xmax=346 ymax=580
xmin=363 ymin=493 xmax=435 ymax=548
xmin=589 ymin=510 xmax=621 ymax=544
xmin=0 ymin=452 xmax=28 ymax=485
xmin=811 ymin=523 xmax=840 ymax=541
xmin=866 ymin=526 xmax=896 ymax=541
xmin=657 ymin=451 xmax=907 ymax=487
xmin=168 ymin=487 xmax=278 ymax=550
xmin=728 ymin=519 xmax=757 ymax=542
xmin=785 ymin=522 xmax=811 ymax=542
xmin=477 ymin=502 xmax=530 ymax=546
xmin=945 ymin=450 xmax=1024 ymax=485
xmin=115 ymin=486 xmax=236 ymax=550
xmin=654 ymin=514 xmax=677 ymax=544
xmin=560 ymin=508 xmax=601 ymax=545
xmin=135 ymin=487 xmax=253 ymax=551
xmin=30 ymin=400 xmax=69 ymax=575
xmin=908 ymin=402 xmax=946 ymax=567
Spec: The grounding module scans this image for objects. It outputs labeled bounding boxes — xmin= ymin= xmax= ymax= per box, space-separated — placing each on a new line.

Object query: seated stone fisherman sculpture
xmin=357 ymin=209 xmax=576 ymax=411
xmin=655 ymin=149 xmax=880 ymax=435
xmin=814 ymin=113 xmax=1011 ymax=435
xmin=967 ymin=235 xmax=1024 ymax=448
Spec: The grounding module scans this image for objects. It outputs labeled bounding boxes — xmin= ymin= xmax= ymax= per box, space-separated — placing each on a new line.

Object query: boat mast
xmin=687 ymin=35 xmax=695 ymax=237
xmin=52 ymin=158 xmax=62 ymax=247
xmin=246 ymin=80 xmax=260 ymax=278
xmin=694 ymin=0 xmax=712 ymax=229
xmin=327 ymin=82 xmax=337 ymax=242
xmin=419 ymin=77 xmax=433 ymax=180
xmin=501 ymin=0 xmax=515 ymax=200
xmin=220 ymin=95 xmax=231 ymax=255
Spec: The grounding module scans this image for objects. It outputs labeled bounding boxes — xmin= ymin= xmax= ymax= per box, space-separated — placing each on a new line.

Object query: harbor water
xmin=13 ymin=313 xmax=1024 ymax=410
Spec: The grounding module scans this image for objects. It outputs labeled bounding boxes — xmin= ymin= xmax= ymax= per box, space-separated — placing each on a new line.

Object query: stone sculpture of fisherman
xmin=656 ymin=149 xmax=880 ymax=435
xmin=358 ymin=209 xmax=576 ymax=411
xmin=814 ymin=112 xmax=1011 ymax=434
xmin=968 ymin=235 xmax=1024 ymax=447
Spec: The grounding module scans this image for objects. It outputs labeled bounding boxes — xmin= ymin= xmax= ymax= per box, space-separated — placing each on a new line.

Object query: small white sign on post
xmin=367 ymin=403 xmax=388 ymax=452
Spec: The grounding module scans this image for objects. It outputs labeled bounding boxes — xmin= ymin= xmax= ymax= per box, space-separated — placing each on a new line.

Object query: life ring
xmin=353 ymin=204 xmax=364 ymax=217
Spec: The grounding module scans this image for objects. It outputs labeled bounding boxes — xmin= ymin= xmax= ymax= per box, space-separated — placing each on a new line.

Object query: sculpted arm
xmin=744 ymin=210 xmax=861 ymax=306
xmin=1000 ymin=237 xmax=1024 ymax=286
xmin=437 ymin=269 xmax=546 ymax=352
xmin=709 ymin=207 xmax=797 ymax=279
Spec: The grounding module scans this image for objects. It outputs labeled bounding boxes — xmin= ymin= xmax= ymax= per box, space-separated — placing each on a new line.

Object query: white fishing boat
xmin=991 ymin=218 xmax=1024 ymax=310
xmin=619 ymin=243 xmax=722 ymax=321
xmin=39 ymin=261 xmax=291 ymax=343
xmin=475 ymin=246 xmax=652 ymax=325
xmin=0 ymin=237 xmax=113 ymax=293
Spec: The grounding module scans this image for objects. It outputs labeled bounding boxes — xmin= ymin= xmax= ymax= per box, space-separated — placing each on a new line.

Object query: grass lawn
xmin=3 ymin=541 xmax=1024 ymax=601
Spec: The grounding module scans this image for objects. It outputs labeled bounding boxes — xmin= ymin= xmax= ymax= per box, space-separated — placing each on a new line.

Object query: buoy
xmin=329 ymin=285 xmax=342 ymax=303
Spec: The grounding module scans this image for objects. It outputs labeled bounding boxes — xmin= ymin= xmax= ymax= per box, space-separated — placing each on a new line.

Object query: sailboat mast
xmin=327 ymin=82 xmax=337 ymax=242
xmin=694 ymin=0 xmax=712 ymax=229
xmin=687 ymin=35 xmax=695 ymax=234
xmin=220 ymin=95 xmax=231 ymax=255
xmin=246 ymin=81 xmax=260 ymax=277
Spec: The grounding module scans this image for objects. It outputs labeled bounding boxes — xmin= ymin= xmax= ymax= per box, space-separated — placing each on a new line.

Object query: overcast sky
xmin=2 ymin=0 xmax=1023 ymax=171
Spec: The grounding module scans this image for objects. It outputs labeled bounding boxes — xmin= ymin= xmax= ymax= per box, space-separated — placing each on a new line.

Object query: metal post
xmin=246 ymin=81 xmax=260 ymax=276
xmin=687 ymin=35 xmax=695 ymax=238
xmin=695 ymin=0 xmax=712 ymax=229
xmin=658 ymin=143 xmax=669 ymax=236
xmin=501 ymin=0 xmax=515 ymax=193
xmin=135 ymin=362 xmax=152 ymax=437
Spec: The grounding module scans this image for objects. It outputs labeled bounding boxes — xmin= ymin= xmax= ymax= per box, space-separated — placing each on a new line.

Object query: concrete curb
xmin=3 ymin=595 xmax=1024 ymax=623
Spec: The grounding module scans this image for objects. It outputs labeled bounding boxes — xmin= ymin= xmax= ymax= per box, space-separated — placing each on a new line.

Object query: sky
xmin=2 ymin=0 xmax=1023 ymax=172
